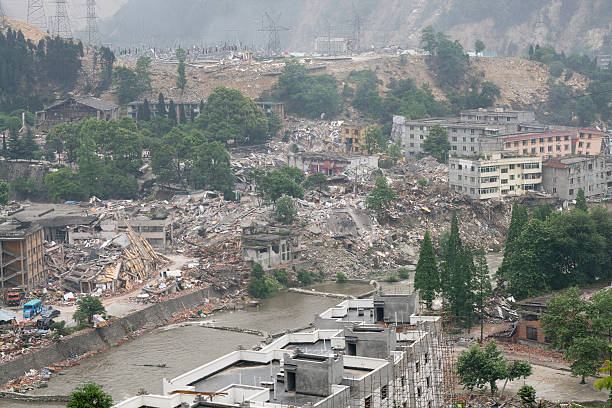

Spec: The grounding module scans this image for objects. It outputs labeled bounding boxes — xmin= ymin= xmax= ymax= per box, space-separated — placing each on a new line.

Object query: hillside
xmin=110 ymin=54 xmax=572 ymax=112
xmin=102 ymin=0 xmax=612 ymax=55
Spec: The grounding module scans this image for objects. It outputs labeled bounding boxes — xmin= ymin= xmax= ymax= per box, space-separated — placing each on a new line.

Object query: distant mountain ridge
xmin=101 ymin=0 xmax=611 ymax=56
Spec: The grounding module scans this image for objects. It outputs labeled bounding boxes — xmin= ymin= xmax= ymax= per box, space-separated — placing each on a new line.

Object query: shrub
xmin=385 ymin=275 xmax=399 ymax=282
xmin=398 ymin=268 xmax=410 ymax=279
xmin=336 ymin=272 xmax=347 ymax=283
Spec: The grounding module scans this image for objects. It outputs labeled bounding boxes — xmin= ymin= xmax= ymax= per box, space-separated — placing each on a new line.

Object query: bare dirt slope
xmin=122 ymin=54 xmax=567 ymax=110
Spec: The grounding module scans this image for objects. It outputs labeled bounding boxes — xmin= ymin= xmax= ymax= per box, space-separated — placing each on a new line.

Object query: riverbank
xmin=0 ymin=286 xmax=225 ymax=388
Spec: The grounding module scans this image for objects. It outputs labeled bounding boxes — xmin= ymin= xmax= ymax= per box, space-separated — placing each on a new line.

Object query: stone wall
xmin=0 ymin=288 xmax=218 ymax=385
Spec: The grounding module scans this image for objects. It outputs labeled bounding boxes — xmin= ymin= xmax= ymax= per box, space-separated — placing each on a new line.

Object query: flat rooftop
xmin=190 ymin=361 xmax=322 ymax=406
xmin=11 ymin=203 xmax=98 ymax=227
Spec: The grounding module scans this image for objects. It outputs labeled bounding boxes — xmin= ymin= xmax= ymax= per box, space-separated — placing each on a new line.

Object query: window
xmin=470 ymin=188 xmax=475 ymax=194
xmin=420 ymin=135 xmax=424 ymax=140
xmin=539 ymin=147 xmax=544 ymax=153
xmin=470 ymin=138 xmax=475 ymax=142
xmin=381 ymin=385 xmax=388 ymax=400
xmin=523 ymin=149 xmax=528 ymax=155
xmin=531 ymin=148 xmax=536 ymax=154
xmin=345 ymin=129 xmax=349 ymax=134
xmin=565 ymin=144 xmax=569 ymax=150
xmin=415 ymin=361 xmax=420 ymax=372
xmin=452 ymin=146 xmax=457 ymax=150
xmin=548 ymin=145 xmax=553 ymax=152
xmin=463 ymin=146 xmax=467 ymax=151
xmin=587 ymin=142 xmax=591 ymax=148
xmin=410 ymin=134 xmax=414 ymax=139
xmin=410 ymin=125 xmax=414 ymax=130
xmin=501 ymin=179 xmax=508 ymax=184
xmin=354 ymin=130 xmax=359 ymax=136
xmin=506 ymin=142 xmax=511 ymax=148
xmin=501 ymin=168 xmax=508 ymax=173
xmin=531 ymin=139 xmax=536 ymax=144
xmin=470 ymin=129 xmax=475 ymax=135
xmin=410 ymin=143 xmax=414 ymax=147
xmin=524 ymin=163 xmax=540 ymax=169
xmin=513 ymin=141 xmax=519 ymax=147
xmin=417 ymin=387 xmax=422 ymax=398
xmin=539 ymin=137 xmax=544 ymax=143
xmin=579 ymin=142 xmax=584 ymax=147
xmin=426 ymin=377 xmax=431 ymax=387
xmin=470 ymin=146 xmax=475 ymax=151
xmin=522 ymin=140 xmax=528 ymax=146
xmin=470 ymin=177 xmax=475 ymax=182
xmin=569 ymin=189 xmax=574 ymax=196
xmin=425 ymin=353 xmax=429 ymax=364
xmin=458 ymin=175 xmax=462 ymax=181
xmin=526 ymin=326 xmax=538 ymax=341
xmin=564 ymin=135 xmax=569 ymax=141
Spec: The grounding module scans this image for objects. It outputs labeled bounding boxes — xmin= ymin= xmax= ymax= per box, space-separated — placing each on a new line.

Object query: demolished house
xmin=241 ymin=222 xmax=304 ymax=271
xmin=47 ymin=224 xmax=166 ymax=294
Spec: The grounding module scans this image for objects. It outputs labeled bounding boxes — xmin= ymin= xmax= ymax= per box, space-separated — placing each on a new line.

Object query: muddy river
xmin=0 ymin=282 xmax=371 ymax=407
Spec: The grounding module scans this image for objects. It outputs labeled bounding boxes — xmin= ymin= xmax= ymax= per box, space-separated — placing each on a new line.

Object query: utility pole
xmin=258 ymin=12 xmax=290 ymax=56
xmin=27 ymin=0 xmax=48 ymax=32
xmin=52 ymin=0 xmax=71 ymax=39
xmin=86 ymin=0 xmax=100 ymax=45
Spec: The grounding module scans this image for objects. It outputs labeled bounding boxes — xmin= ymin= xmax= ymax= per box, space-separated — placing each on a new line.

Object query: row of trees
xmin=0 ymin=29 xmax=84 ymax=111
xmin=497 ymin=196 xmax=612 ymax=299
xmin=529 ymin=44 xmax=612 ymax=125
xmin=413 ymin=214 xmax=492 ymax=331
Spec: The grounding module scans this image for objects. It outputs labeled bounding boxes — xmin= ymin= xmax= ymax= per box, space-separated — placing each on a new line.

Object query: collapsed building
xmin=0 ymin=221 xmax=45 ymax=290
xmin=241 ymin=222 xmax=304 ymax=271
xmin=114 ymin=293 xmax=455 ymax=408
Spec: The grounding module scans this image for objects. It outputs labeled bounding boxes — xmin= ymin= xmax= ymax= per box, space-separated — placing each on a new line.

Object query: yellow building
xmin=340 ymin=120 xmax=375 ymax=154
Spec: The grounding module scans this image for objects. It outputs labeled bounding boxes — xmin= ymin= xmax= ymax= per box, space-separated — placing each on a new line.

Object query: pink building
xmin=502 ymin=128 xmax=603 ymax=158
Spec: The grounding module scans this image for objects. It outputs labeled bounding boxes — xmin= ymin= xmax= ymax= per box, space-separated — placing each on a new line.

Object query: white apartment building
xmin=449 ymin=152 xmax=542 ymax=200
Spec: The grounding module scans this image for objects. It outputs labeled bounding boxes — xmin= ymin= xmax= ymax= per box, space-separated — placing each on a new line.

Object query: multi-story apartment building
xmin=541 ymin=156 xmax=608 ymax=201
xmin=391 ymin=116 xmax=512 ymax=158
xmin=340 ymin=120 xmax=376 ymax=154
xmin=460 ymin=108 xmax=536 ymax=124
xmin=449 ymin=152 xmax=542 ymax=200
xmin=502 ymin=128 xmax=604 ymax=158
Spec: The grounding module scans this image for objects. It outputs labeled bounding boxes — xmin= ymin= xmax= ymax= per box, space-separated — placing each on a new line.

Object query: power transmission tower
xmin=0 ymin=0 xmax=6 ymax=29
xmin=28 ymin=0 xmax=48 ymax=31
xmin=86 ymin=0 xmax=100 ymax=45
xmin=258 ymin=12 xmax=290 ymax=55
xmin=52 ymin=0 xmax=71 ymax=38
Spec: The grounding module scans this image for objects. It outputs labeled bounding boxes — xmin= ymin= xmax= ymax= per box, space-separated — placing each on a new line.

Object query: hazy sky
xmin=2 ymin=0 xmax=126 ymax=29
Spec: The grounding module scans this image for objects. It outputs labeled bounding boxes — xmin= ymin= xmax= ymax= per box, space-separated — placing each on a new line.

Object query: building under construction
xmin=113 ymin=293 xmax=456 ymax=408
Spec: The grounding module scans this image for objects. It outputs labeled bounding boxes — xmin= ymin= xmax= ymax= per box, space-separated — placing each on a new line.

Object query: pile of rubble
xmin=45 ymin=225 xmax=167 ymax=296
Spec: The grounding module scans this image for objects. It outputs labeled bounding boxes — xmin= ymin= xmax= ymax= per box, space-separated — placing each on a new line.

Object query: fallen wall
xmin=0 ymin=287 xmax=219 ymax=385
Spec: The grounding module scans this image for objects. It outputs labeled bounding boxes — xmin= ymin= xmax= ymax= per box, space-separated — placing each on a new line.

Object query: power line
xmin=27 ymin=0 xmax=48 ymax=32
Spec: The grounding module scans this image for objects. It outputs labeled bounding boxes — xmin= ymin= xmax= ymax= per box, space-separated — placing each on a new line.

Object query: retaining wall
xmin=0 ymin=288 xmax=219 ymax=385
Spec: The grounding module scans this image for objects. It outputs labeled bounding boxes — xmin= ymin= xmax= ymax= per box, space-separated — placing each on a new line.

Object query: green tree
xmin=247 ymin=263 xmax=278 ymax=299
xmin=456 ymin=341 xmax=508 ymax=395
xmin=275 ymin=60 xmax=341 ymax=119
xmin=197 ymin=87 xmax=269 ymax=145
xmin=518 ymin=385 xmax=537 ymax=407
xmin=179 ymin=103 xmax=187 ymax=124
xmin=421 ymin=27 xmax=470 ymax=88
xmin=497 ymin=201 xmax=528 ymax=286
xmin=414 ymin=231 xmax=440 ymax=310
xmin=141 ymin=99 xmax=152 ymax=121
xmin=157 ymin=92 xmax=167 ymax=117
xmin=258 ymin=169 xmax=304 ymax=202
xmin=45 ymin=168 xmax=86 ymax=202
xmin=176 ymin=48 xmax=187 ymax=96
xmin=275 ymin=196 xmax=297 ymax=224
xmin=387 ymin=140 xmax=403 ymax=164
xmin=168 ymin=100 xmax=177 ymax=123
xmin=594 ymin=352 xmax=612 ymax=404
xmin=475 ymin=40 xmax=486 ymax=54
xmin=501 ymin=360 xmax=532 ymax=395
xmin=112 ymin=66 xmax=141 ymax=104
xmin=336 ymin=272 xmax=347 ymax=283
xmin=135 ymin=56 xmax=152 ymax=94
xmin=422 ymin=125 xmax=450 ymax=163
xmin=366 ymin=176 xmax=397 ymax=215
xmin=190 ymin=141 xmax=234 ymax=192
xmin=73 ymin=295 xmax=106 ymax=326
xmin=67 ymin=383 xmax=113 ymax=408
xmin=575 ymin=188 xmax=588 ymax=212
xmin=304 ymin=173 xmax=328 ymax=194
xmin=362 ymin=125 xmax=387 ymax=154
xmin=0 ymin=179 xmax=8 ymax=205
xmin=474 ymin=245 xmax=492 ymax=342
xmin=541 ymin=287 xmax=611 ymax=383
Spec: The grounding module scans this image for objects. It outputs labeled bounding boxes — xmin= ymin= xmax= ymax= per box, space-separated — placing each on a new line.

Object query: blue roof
xmin=24 ymin=299 xmax=41 ymax=307
xmin=0 ymin=309 xmax=17 ymax=322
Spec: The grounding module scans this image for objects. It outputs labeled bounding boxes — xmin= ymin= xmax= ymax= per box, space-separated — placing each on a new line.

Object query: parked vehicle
xmin=5 ymin=291 xmax=22 ymax=306
xmin=41 ymin=306 xmax=60 ymax=319
xmin=23 ymin=299 xmax=43 ymax=319
xmin=36 ymin=317 xmax=54 ymax=330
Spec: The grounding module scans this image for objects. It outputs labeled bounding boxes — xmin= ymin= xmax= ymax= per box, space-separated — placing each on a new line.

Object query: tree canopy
xmin=414 ymin=231 xmax=440 ymax=309
xmin=67 ymin=383 xmax=113 ymax=408
xmin=366 ymin=176 xmax=397 ymax=214
xmin=423 ymin=125 xmax=450 ymax=163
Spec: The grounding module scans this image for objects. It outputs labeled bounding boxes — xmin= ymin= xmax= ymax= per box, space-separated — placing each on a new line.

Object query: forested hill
xmin=102 ymin=0 xmax=612 ymax=55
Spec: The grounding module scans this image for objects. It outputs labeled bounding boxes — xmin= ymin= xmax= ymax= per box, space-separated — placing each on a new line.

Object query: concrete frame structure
xmin=126 ymin=100 xmax=201 ymax=121
xmin=501 ymin=128 xmax=604 ymax=158
xmin=541 ymin=156 xmax=608 ymax=201
xmin=460 ymin=108 xmax=536 ymax=124
xmin=340 ymin=121 xmax=376 ymax=155
xmin=117 ymin=218 xmax=172 ymax=251
xmin=241 ymin=224 xmax=303 ymax=271
xmin=287 ymin=152 xmax=379 ymax=177
xmin=449 ymin=152 xmax=542 ymax=200
xmin=113 ymin=295 xmax=450 ymax=408
xmin=0 ymin=221 xmax=45 ymax=290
